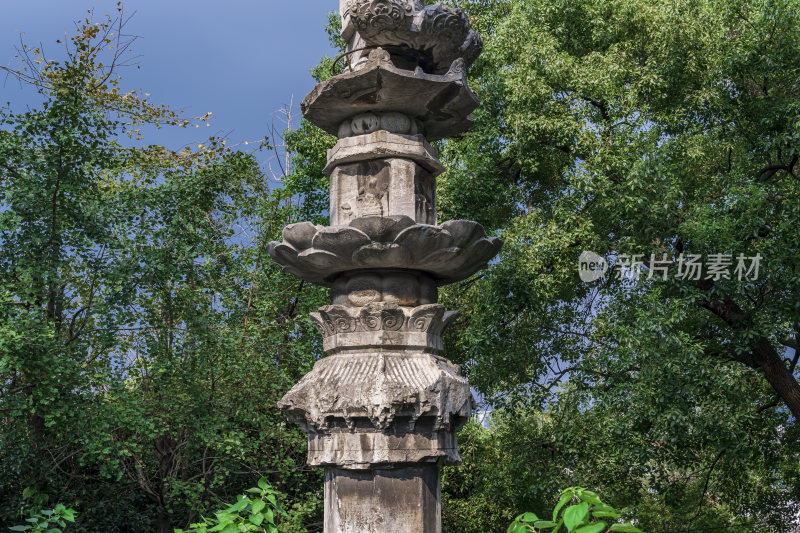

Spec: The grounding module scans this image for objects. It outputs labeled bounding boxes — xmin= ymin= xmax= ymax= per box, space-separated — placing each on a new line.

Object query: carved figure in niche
xmin=340 ymin=202 xmax=354 ymax=222
xmin=357 ymin=161 xmax=391 ymax=217
xmin=415 ymin=178 xmax=434 ymax=222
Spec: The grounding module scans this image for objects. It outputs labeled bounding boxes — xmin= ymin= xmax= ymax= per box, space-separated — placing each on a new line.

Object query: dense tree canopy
xmin=437 ymin=0 xmax=800 ymax=530
xmin=0 ymin=9 xmax=327 ymax=532
xmin=1 ymin=1 xmax=798 ymax=532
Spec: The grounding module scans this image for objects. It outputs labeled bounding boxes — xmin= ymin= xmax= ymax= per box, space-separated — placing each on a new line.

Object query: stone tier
xmin=267 ymin=215 xmax=502 ymax=287
xmin=279 ymin=303 xmax=470 ymax=423
xmin=301 ymin=48 xmax=478 ymax=141
xmin=330 ymin=270 xmax=438 ymax=308
xmin=278 ymin=302 xmax=473 ymax=470
xmin=327 ymin=138 xmax=439 ymax=225
xmin=309 ymin=418 xmax=461 ymax=469
xmin=324 ymin=131 xmax=443 ymax=175
xmin=310 ymin=302 xmax=459 ymax=353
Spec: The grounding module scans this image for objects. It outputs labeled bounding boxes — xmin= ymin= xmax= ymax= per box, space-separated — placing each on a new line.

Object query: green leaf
xmin=534 ymin=520 xmax=558 ymax=528
xmin=553 ymin=491 xmax=574 ymax=522
xmin=592 ymin=511 xmax=621 ymax=519
xmin=521 ymin=512 xmax=539 ymax=523
xmin=9 ymin=526 xmax=32 ymax=532
xmin=593 ymin=504 xmax=615 ymax=513
xmin=576 ymin=523 xmax=607 ymax=533
xmin=248 ymin=513 xmax=263 ymax=526
xmin=609 ymin=524 xmax=643 ymax=533
xmin=563 ymin=502 xmax=590 ymax=532
xmin=577 ymin=491 xmax=603 ymax=506
xmin=257 ymin=477 xmax=269 ymax=490
xmin=251 ymin=500 xmax=265 ymax=515
xmin=228 ymin=497 xmax=248 ymax=513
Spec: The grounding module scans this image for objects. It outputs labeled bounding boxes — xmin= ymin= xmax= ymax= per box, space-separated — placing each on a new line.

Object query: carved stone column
xmin=268 ymin=2 xmax=499 ymax=531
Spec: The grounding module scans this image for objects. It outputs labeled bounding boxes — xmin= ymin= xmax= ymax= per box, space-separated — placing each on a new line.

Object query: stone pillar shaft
xmin=268 ymin=2 xmax=500 ymax=531
xmin=325 ymin=467 xmax=441 ymax=532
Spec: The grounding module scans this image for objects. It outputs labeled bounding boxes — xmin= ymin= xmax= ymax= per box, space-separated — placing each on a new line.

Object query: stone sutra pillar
xmin=267 ymin=2 xmax=500 ymax=531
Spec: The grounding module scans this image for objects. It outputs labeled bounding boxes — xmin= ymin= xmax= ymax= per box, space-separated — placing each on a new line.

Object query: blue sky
xmin=1 ymin=0 xmax=338 ymax=162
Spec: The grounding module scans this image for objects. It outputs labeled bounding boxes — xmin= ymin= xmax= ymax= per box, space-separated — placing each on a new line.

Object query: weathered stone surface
xmin=331 ymin=270 xmax=438 ymax=307
xmin=267 ymin=216 xmax=503 ymax=286
xmin=330 ymin=157 xmax=437 ymax=225
xmin=278 ymin=349 xmax=472 ymax=432
xmin=337 ymin=111 xmax=421 ymax=138
xmin=309 ymin=418 xmax=460 ymax=467
xmin=273 ymin=2 xmax=492 ymax=530
xmin=301 ymin=49 xmax=478 ymax=141
xmin=324 ymin=466 xmax=441 ymax=532
xmin=340 ymin=0 xmax=482 ymax=75
xmin=324 ymin=131 xmax=443 ymax=175
xmin=309 ymin=302 xmax=458 ymax=353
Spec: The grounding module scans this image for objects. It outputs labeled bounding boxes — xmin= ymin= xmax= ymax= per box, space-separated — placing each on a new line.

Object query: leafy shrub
xmin=508 ymin=487 xmax=643 ymax=533
xmin=9 ymin=504 xmax=76 ymax=533
xmin=175 ymin=478 xmax=286 ymax=533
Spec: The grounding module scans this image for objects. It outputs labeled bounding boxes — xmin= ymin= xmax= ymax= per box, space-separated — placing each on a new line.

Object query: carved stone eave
xmin=277 ymin=350 xmax=473 ymax=433
xmin=300 ymin=52 xmax=478 ymax=141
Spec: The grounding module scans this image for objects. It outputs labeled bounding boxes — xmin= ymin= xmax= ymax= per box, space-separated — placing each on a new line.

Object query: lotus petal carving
xmin=267 ymin=215 xmax=502 ymax=287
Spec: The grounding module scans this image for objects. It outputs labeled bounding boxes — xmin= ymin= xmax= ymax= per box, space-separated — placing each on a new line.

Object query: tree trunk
xmin=754 ymin=337 xmax=800 ymax=420
xmin=699 ymin=298 xmax=800 ymax=420
xmin=157 ymin=508 xmax=171 ymax=533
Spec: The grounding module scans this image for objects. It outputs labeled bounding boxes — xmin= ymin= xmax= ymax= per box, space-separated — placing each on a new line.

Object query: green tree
xmin=437 ymin=0 xmax=800 ymax=530
xmin=0 ymin=7 xmax=327 ymax=532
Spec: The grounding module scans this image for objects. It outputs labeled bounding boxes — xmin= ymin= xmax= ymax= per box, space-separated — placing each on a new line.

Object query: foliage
xmin=442 ymin=396 xmax=793 ymax=531
xmin=438 ymin=0 xmax=800 ymax=530
xmin=175 ymin=478 xmax=287 ymax=533
xmin=3 ymin=1 xmax=800 ymax=532
xmin=8 ymin=505 xmax=76 ymax=533
xmin=507 ymin=488 xmax=642 ymax=533
xmin=441 ymin=421 xmax=517 ymax=533
xmin=0 ymin=6 xmax=326 ymax=532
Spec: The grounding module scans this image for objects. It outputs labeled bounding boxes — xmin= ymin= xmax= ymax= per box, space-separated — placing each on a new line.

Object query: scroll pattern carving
xmin=309 ymin=303 xmax=458 ymax=338
xmin=350 ymin=0 xmax=414 ymax=35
